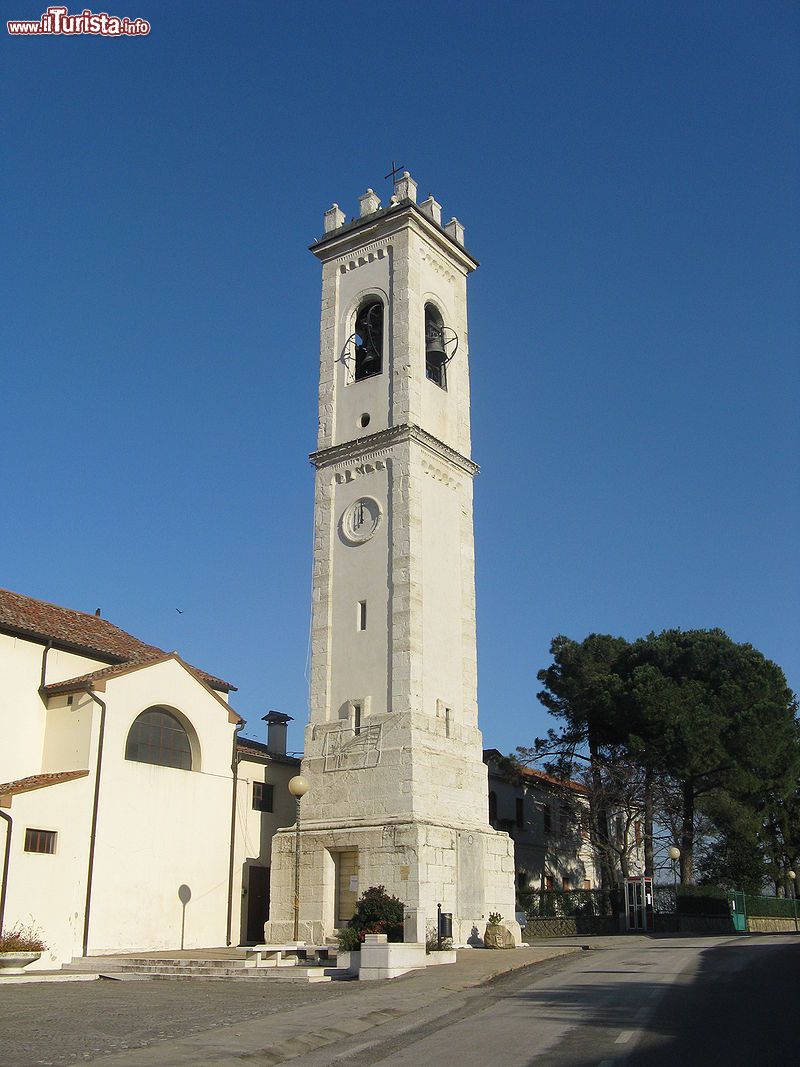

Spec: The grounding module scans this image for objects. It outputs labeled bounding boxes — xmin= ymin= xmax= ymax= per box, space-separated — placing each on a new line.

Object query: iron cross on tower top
xmin=384 ymin=160 xmax=405 ymax=190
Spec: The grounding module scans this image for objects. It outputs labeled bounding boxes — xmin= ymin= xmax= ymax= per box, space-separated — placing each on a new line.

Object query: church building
xmin=0 ymin=588 xmax=298 ymax=968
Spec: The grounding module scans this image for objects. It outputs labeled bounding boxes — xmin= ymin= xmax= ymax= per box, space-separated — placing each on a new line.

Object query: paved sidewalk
xmin=85 ymin=945 xmax=578 ymax=1066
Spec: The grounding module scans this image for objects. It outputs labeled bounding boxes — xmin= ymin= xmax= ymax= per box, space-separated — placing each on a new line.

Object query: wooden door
xmin=246 ymin=866 xmax=270 ymax=943
xmin=335 ymin=851 xmax=358 ymax=925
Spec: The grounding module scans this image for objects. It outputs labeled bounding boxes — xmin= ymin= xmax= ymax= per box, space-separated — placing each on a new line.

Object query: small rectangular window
xmin=353 ymin=702 xmax=362 ymax=735
xmin=562 ymin=876 xmax=571 ymax=891
xmin=543 ymin=804 xmax=552 ymax=834
xmin=545 ymin=875 xmax=554 ymax=891
xmin=253 ymin=782 xmax=274 ymax=813
xmin=445 ymin=707 xmax=451 ymax=738
xmin=24 ymin=828 xmax=56 ymax=854
xmin=515 ymin=797 xmax=524 ymax=828
xmin=583 ymin=879 xmax=592 ymax=890
xmin=357 ymin=600 xmax=367 ymax=631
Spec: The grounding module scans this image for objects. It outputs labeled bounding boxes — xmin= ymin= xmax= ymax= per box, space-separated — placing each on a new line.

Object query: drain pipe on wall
xmin=226 ymin=720 xmax=244 ymax=947
xmin=39 ymin=639 xmax=53 ymax=695
xmin=82 ymin=687 xmax=107 ymax=957
xmin=0 ymin=809 xmax=12 ymax=936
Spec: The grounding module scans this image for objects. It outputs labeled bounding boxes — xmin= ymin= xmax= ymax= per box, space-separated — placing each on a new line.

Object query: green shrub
xmin=348 ymin=885 xmax=405 ymax=942
xmin=676 ymin=886 xmax=729 ymax=916
xmin=336 ymin=926 xmax=361 ymax=952
xmin=745 ymin=895 xmax=798 ymax=918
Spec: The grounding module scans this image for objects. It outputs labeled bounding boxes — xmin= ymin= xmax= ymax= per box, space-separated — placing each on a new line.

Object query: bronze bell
xmin=425 ymin=323 xmax=447 ymax=366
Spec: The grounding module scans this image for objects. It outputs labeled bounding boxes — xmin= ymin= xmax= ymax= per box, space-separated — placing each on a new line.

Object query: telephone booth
xmin=624 ymin=876 xmax=654 ymax=931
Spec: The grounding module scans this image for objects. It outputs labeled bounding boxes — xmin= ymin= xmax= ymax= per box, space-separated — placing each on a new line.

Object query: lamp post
xmin=668 ymin=846 xmax=681 ymax=893
xmin=288 ymin=775 xmax=310 ymax=943
xmin=788 ymin=869 xmax=797 ymax=933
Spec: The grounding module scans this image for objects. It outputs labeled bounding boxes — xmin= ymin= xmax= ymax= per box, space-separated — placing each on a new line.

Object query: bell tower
xmin=264 ymin=173 xmax=519 ymax=945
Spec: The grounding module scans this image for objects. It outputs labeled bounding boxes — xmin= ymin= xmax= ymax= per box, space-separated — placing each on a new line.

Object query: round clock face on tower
xmin=340 ymin=497 xmax=382 ymax=545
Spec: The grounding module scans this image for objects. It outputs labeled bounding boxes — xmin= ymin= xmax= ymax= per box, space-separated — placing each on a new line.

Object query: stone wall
xmin=747 ymin=916 xmax=799 ymax=933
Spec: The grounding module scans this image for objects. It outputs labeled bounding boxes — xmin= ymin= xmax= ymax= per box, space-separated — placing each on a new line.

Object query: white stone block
xmin=358 ymin=189 xmax=381 ymax=217
xmin=445 ymin=217 xmax=465 ymax=245
xmin=419 ymin=195 xmax=442 ymax=225
xmin=395 ymin=171 xmax=417 ymax=204
xmin=359 ymin=938 xmax=427 ymax=980
xmin=323 ymin=203 xmax=345 ymax=233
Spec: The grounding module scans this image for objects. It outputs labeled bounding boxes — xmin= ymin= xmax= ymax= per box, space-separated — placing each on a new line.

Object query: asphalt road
xmin=293 ymin=934 xmax=799 ymax=1067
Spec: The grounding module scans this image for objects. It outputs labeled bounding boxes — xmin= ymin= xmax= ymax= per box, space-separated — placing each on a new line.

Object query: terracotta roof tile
xmin=0 ymin=588 xmax=235 ymax=692
xmin=520 ymin=766 xmax=589 ymax=795
xmin=42 ymin=653 xmax=233 ymax=697
xmin=0 ymin=770 xmax=90 ymax=798
xmin=236 ymin=738 xmax=301 ymax=767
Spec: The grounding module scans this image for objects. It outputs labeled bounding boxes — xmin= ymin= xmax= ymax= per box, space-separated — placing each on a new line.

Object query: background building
xmin=484 ymin=750 xmax=644 ymax=893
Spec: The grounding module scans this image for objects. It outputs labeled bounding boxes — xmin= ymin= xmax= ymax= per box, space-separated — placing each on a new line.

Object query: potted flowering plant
xmin=0 ymin=923 xmax=46 ymax=975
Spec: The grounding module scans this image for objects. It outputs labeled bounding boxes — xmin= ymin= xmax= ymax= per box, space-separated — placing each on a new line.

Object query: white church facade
xmin=264 ymin=174 xmax=520 ymax=946
xmin=0 ymin=588 xmax=299 ymax=969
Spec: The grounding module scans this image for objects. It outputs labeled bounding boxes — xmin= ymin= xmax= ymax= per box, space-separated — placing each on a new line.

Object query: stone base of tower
xmin=263 ymin=820 xmax=521 ymax=947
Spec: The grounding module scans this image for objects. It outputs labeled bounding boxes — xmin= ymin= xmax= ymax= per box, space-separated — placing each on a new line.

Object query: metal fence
xmin=745 ymin=894 xmax=798 ymax=918
xmin=518 ymin=888 xmax=619 ymax=920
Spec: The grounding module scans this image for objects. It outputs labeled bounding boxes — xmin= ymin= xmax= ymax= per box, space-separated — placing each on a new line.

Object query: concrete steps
xmin=63 ymin=954 xmax=344 ymax=983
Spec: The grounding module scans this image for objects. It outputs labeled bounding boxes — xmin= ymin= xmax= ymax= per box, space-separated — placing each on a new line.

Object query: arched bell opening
xmin=424 ymin=303 xmax=448 ymax=390
xmin=353 ymin=298 xmax=383 ymax=382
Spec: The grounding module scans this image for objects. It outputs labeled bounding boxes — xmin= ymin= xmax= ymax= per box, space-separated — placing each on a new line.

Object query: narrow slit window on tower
xmin=357 ymin=600 xmax=367 ymax=631
xmin=352 ymin=701 xmax=362 ymax=736
xmin=424 ymin=303 xmax=447 ymax=390
xmin=353 ymin=299 xmax=383 ymax=382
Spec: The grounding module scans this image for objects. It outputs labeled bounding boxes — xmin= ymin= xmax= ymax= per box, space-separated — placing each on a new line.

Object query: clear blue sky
xmin=3 ymin=1 xmax=798 ymax=755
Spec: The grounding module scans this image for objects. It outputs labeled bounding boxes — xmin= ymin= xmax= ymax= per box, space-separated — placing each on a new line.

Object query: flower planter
xmin=0 ymin=951 xmax=42 ymax=976
xmin=336 ymin=950 xmax=361 ymax=976
xmin=426 ymin=948 xmax=457 ymax=965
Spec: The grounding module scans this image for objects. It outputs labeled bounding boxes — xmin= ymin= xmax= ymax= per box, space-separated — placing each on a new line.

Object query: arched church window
xmin=353 ymin=299 xmax=383 ymax=382
xmin=125 ymin=707 xmax=193 ymax=771
xmin=424 ymin=303 xmax=447 ymax=389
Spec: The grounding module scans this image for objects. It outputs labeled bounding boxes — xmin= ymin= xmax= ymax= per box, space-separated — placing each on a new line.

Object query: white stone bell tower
xmin=264 ymin=173 xmax=519 ymax=946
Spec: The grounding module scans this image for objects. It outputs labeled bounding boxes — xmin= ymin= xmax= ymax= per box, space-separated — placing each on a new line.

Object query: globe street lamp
xmin=288 ymin=775 xmax=310 ymax=943
xmin=668 ymin=846 xmax=681 ymax=893
xmin=788 ymin=869 xmax=797 ymax=933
